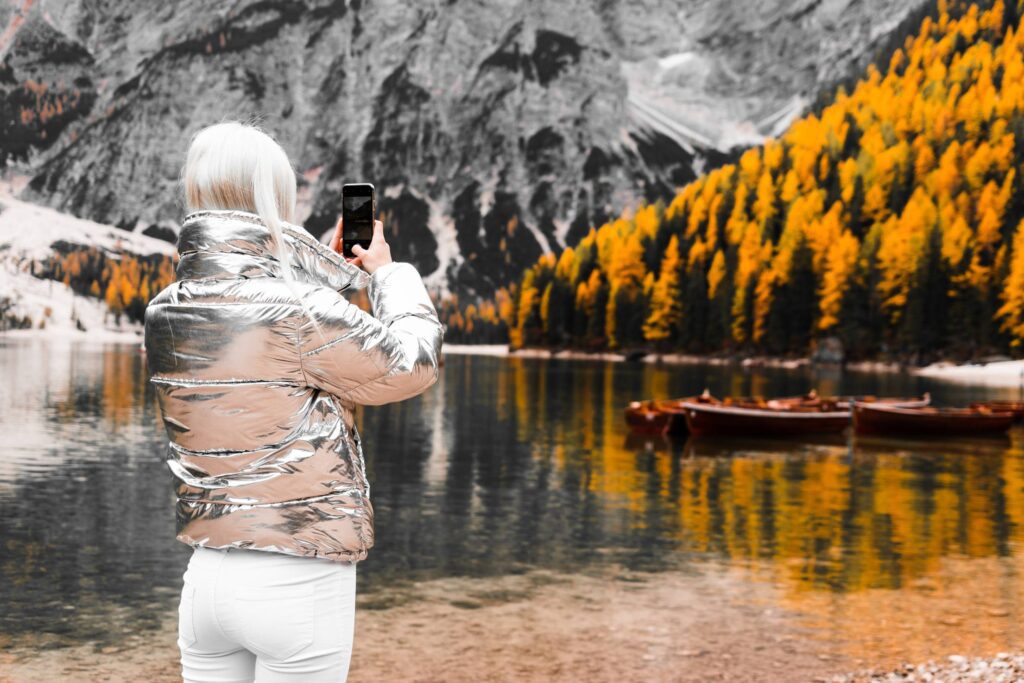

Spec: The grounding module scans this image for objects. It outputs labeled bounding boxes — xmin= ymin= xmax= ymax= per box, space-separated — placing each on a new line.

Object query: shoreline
xmin=913 ymin=359 xmax=1024 ymax=388
xmin=446 ymin=344 xmax=913 ymax=372
xmin=443 ymin=344 xmax=1024 ymax=387
xmin=3 ymin=333 xmax=1021 ymax=388
xmin=0 ymin=326 xmax=145 ymax=346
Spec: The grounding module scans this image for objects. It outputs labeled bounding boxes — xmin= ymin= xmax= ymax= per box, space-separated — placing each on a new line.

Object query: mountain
xmin=479 ymin=1 xmax=1024 ymax=362
xmin=2 ymin=0 xmax=929 ymax=298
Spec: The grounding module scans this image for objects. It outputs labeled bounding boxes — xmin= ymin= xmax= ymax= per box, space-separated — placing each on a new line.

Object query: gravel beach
xmin=833 ymin=653 xmax=1024 ymax=682
xmin=1 ymin=564 xmax=845 ymax=683
xmin=2 ymin=560 xmax=1022 ymax=683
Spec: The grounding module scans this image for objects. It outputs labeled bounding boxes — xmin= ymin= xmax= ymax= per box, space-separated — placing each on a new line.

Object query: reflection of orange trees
xmin=783 ymin=555 xmax=1024 ymax=666
xmin=493 ymin=354 xmax=1024 ymax=593
xmin=453 ymin=1 xmax=1024 ymax=360
xmin=593 ymin=363 xmax=647 ymax=509
xmin=102 ymin=349 xmax=146 ymax=429
xmin=670 ymin=448 xmax=1016 ymax=591
xmin=679 ymin=444 xmax=1024 ymax=592
xmin=1 ymin=538 xmax=45 ymax=590
xmin=46 ymin=347 xmax=148 ymax=430
xmin=1001 ymin=437 xmax=1024 ymax=542
xmin=511 ymin=358 xmax=533 ymax=444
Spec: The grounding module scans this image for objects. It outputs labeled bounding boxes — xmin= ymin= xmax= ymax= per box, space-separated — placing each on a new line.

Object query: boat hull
xmin=624 ymin=404 xmax=671 ymax=435
xmin=682 ymin=403 xmax=851 ymax=438
xmin=970 ymin=401 xmax=1024 ymax=421
xmin=853 ymin=404 xmax=1015 ymax=436
xmin=652 ymin=396 xmax=716 ymax=435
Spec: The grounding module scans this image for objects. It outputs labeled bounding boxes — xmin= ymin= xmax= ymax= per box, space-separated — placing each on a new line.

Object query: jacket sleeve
xmin=296 ymin=262 xmax=443 ymax=405
xmin=282 ymin=223 xmax=370 ymax=293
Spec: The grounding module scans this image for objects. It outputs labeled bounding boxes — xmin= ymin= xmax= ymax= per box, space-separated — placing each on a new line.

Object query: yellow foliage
xmin=818 ymin=231 xmax=861 ymax=331
xmin=877 ymin=189 xmax=938 ymax=322
xmin=643 ymin=236 xmax=683 ymax=342
xmin=707 ymin=250 xmax=727 ymax=301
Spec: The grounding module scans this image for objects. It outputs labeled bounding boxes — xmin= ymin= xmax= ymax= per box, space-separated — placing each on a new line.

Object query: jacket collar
xmin=177 ymin=209 xmax=369 ymax=292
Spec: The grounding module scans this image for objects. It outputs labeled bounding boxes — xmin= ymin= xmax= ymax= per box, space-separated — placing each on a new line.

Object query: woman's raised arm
xmin=294 ymin=222 xmax=443 ymax=405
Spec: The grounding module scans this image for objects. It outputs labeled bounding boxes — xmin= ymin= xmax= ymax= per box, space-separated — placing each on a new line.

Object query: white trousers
xmin=178 ymin=546 xmax=356 ymax=683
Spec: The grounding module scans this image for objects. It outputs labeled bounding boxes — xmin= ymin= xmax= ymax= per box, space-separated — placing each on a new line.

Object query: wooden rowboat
xmin=853 ymin=402 xmax=1015 ymax=436
xmin=653 ymin=390 xmax=720 ymax=434
xmin=722 ymin=391 xmax=929 ymax=411
xmin=655 ymin=390 xmax=836 ymax=435
xmin=681 ymin=400 xmax=852 ymax=437
xmin=835 ymin=393 xmax=931 ymax=408
xmin=624 ymin=400 xmax=672 ymax=435
xmin=740 ymin=391 xmax=931 ymax=410
xmin=969 ymin=400 xmax=1024 ymax=421
xmin=638 ymin=390 xmax=929 ymax=437
xmin=679 ymin=391 xmax=930 ymax=438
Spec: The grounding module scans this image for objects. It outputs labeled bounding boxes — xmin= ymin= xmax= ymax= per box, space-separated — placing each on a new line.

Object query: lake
xmin=3 ymin=337 xmax=1024 ymax=673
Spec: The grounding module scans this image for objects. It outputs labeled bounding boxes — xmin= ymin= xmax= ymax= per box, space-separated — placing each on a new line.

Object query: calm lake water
xmin=3 ymin=337 xmax=1024 ymax=656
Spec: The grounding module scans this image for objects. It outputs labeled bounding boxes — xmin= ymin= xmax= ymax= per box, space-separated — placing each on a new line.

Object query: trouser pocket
xmin=235 ymin=583 xmax=316 ymax=661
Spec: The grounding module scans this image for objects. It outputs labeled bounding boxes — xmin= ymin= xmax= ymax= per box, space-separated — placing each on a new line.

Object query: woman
xmin=144 ymin=120 xmax=443 ymax=682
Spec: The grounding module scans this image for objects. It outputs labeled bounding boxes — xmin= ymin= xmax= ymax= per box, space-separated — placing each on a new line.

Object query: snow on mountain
xmin=0 ymin=193 xmax=174 ymax=261
xmin=0 ymin=192 xmax=173 ymax=340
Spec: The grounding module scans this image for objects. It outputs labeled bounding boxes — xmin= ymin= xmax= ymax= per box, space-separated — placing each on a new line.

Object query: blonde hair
xmin=182 ymin=120 xmax=297 ymax=275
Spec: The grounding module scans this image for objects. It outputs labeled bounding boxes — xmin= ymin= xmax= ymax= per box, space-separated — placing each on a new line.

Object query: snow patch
xmin=0 ymin=194 xmax=168 ymax=341
xmin=551 ymin=218 xmax=570 ymax=249
xmin=915 ymin=360 xmax=1024 ymax=388
xmin=0 ymin=194 xmax=175 ymax=261
xmin=422 ymin=196 xmax=463 ymax=294
xmin=656 ymin=52 xmax=699 ymax=72
xmin=759 ymin=95 xmax=809 ymax=139
xmin=0 ymin=260 xmax=143 ymax=341
xmin=442 ymin=344 xmax=509 ymax=357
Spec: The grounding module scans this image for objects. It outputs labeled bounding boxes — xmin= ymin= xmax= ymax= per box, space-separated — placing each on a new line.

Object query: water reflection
xmin=0 ymin=339 xmax=187 ymax=649
xmin=676 ymin=433 xmax=1021 ymax=592
xmin=2 ymin=341 xmax=1024 ymax=653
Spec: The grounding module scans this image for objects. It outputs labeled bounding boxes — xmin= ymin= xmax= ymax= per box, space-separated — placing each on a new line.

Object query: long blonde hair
xmin=182 ymin=120 xmax=297 ymax=275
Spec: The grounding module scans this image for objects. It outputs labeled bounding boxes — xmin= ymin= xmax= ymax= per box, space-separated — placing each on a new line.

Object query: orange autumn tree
xmin=642 ymin=235 xmax=684 ymax=344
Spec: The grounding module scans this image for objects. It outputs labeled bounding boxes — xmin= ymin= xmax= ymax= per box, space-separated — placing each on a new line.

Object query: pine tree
xmin=642 ymin=236 xmax=684 ymax=344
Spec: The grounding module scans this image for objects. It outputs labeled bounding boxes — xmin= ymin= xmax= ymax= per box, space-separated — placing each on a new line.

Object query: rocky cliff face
xmin=2 ymin=0 xmax=928 ymax=296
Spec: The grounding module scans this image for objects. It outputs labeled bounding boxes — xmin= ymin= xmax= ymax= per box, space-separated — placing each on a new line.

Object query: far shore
xmin=444 ymin=344 xmax=1024 ymax=388
xmin=0 ymin=326 xmax=145 ymax=346
xmin=4 ymin=334 xmax=1023 ymax=388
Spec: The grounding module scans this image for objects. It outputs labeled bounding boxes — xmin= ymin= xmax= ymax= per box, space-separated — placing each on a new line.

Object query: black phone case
xmin=342 ymin=190 xmax=375 ymax=259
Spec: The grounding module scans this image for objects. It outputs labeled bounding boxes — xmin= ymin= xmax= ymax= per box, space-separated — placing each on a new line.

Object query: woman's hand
xmin=329 ymin=215 xmax=344 ymax=254
xmin=350 ymin=220 xmax=392 ymax=274
xmin=330 ymin=218 xmax=393 ymax=274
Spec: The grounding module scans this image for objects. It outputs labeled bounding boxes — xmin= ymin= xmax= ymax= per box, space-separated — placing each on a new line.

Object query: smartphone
xmin=342 ymin=183 xmax=375 ymax=259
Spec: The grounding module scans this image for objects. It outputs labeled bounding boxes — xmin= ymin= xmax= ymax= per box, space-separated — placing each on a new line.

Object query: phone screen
xmin=342 ymin=185 xmax=374 ymax=259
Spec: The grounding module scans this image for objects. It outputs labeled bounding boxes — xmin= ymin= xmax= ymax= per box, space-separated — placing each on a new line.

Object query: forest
xmin=442 ymin=0 xmax=1024 ymax=362
xmin=39 ymin=242 xmax=177 ymax=327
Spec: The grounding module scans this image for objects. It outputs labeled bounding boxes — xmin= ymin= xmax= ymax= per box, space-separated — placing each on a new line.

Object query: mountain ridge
xmin=2 ymin=0 xmax=929 ymax=299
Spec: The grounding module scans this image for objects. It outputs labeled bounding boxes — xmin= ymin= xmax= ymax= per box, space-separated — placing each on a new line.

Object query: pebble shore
xmin=832 ymin=653 xmax=1024 ymax=682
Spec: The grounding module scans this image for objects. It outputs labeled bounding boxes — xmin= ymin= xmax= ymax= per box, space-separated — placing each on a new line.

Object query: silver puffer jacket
xmin=144 ymin=209 xmax=442 ymax=563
